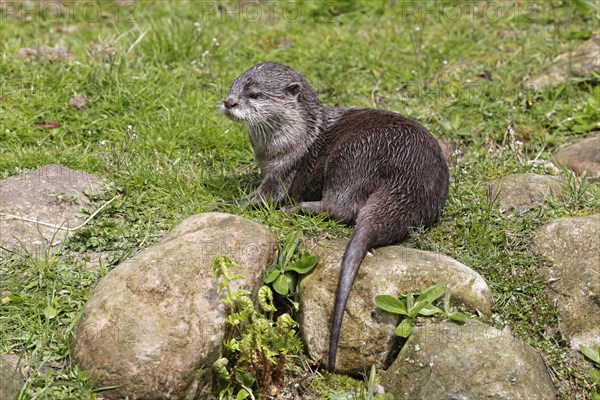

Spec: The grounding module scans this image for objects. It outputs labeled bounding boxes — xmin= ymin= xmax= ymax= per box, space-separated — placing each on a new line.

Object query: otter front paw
xmin=235 ymin=192 xmax=272 ymax=209
xmin=281 ymin=201 xmax=324 ymax=216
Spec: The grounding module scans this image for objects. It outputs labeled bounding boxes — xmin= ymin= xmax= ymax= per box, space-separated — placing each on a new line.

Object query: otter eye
xmin=248 ymin=92 xmax=262 ymax=100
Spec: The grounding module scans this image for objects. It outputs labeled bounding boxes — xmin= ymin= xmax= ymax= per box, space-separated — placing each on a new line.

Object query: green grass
xmin=1 ymin=0 xmax=599 ymax=398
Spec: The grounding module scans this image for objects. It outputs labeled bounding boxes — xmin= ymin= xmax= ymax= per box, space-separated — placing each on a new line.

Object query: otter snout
xmin=223 ymin=98 xmax=238 ymax=110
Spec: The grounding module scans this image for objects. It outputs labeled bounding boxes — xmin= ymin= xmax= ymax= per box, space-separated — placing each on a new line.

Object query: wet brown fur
xmin=220 ymin=62 xmax=449 ymax=371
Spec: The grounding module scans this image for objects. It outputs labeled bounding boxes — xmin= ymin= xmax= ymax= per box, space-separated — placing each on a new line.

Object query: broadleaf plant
xmin=375 ymin=284 xmax=468 ymax=338
xmin=263 ymin=230 xmax=319 ymax=296
xmin=579 ymin=344 xmax=600 ymax=399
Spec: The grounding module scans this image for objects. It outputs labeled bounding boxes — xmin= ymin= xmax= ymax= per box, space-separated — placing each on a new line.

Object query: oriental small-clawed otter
xmin=220 ymin=62 xmax=449 ymax=371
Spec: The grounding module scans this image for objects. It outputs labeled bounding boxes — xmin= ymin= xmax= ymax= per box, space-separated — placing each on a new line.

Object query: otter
xmin=220 ymin=62 xmax=449 ymax=371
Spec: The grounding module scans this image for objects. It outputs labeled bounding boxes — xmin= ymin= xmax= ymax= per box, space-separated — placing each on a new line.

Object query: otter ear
xmin=285 ymin=82 xmax=301 ymax=98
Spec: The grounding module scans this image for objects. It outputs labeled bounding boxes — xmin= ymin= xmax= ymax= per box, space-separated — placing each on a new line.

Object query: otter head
xmin=220 ymin=62 xmax=322 ymax=143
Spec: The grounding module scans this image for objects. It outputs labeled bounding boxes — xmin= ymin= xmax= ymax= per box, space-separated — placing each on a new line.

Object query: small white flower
xmin=443 ymin=60 xmax=448 ymax=65
xmin=99 ymin=140 xmax=106 ymax=146
xmin=194 ymin=21 xmax=200 ymax=28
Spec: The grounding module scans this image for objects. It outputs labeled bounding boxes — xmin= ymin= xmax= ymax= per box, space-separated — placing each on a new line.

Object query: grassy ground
xmin=1 ymin=0 xmax=599 ymax=398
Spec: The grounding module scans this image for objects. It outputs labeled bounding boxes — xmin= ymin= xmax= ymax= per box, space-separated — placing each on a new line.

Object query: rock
xmin=532 ymin=214 xmax=600 ymax=350
xmin=0 ymin=354 xmax=26 ymax=400
xmin=16 ymin=45 xmax=73 ymax=62
xmin=382 ymin=320 xmax=557 ymax=400
xmin=299 ymin=240 xmax=492 ymax=374
xmin=68 ymin=95 xmax=89 ymax=111
xmin=487 ymin=173 xmax=564 ymax=213
xmin=554 ymin=134 xmax=600 ymax=181
xmin=0 ymin=165 xmax=103 ymax=255
xmin=71 ymin=212 xmax=278 ymax=400
xmin=529 ymin=35 xmax=600 ymax=89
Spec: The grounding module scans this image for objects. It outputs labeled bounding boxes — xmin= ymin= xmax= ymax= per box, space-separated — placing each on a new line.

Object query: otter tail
xmin=327 ymin=189 xmax=413 ymax=371
xmin=328 ymin=221 xmax=373 ymax=371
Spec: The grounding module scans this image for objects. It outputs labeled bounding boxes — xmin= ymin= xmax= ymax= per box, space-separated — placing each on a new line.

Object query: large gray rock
xmin=532 ymin=214 xmax=600 ymax=350
xmin=71 ymin=212 xmax=278 ymax=400
xmin=299 ymin=240 xmax=492 ymax=374
xmin=487 ymin=173 xmax=564 ymax=213
xmin=0 ymin=354 xmax=26 ymax=400
xmin=529 ymin=35 xmax=600 ymax=89
xmin=554 ymin=134 xmax=600 ymax=181
xmin=0 ymin=164 xmax=103 ymax=255
xmin=382 ymin=320 xmax=557 ymax=400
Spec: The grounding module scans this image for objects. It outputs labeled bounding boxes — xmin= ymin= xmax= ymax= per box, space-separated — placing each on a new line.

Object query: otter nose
xmin=223 ymin=98 xmax=238 ymax=110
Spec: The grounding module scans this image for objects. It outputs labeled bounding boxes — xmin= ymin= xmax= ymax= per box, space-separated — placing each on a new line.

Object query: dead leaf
xmin=34 ymin=121 xmax=61 ymax=129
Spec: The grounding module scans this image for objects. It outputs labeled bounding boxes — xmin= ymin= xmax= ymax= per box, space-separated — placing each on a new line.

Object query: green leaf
xmin=273 ymin=274 xmax=290 ymax=295
xmin=588 ymin=368 xmax=600 ymax=384
xmin=415 ymin=284 xmax=447 ymax=305
xmin=395 ymin=318 xmax=414 ymax=338
xmin=291 ymin=300 xmax=300 ymax=311
xmin=406 ymin=293 xmax=414 ymax=310
xmin=440 ymin=119 xmax=453 ymax=132
xmin=263 ymin=265 xmax=280 ymax=283
xmin=408 ymin=300 xmax=431 ymax=317
xmin=2 ymin=295 xmax=23 ymax=304
xmin=285 ymin=253 xmax=319 ymax=274
xmin=418 ymin=303 xmax=443 ymax=316
xmin=374 ymin=394 xmax=395 ymax=400
xmin=235 ymin=369 xmax=255 ymax=388
xmin=278 ymin=230 xmax=302 ymax=267
xmin=443 ymin=291 xmax=451 ymax=313
xmin=451 ymin=113 xmax=461 ymax=130
xmin=448 ymin=312 xmax=468 ymax=323
xmin=273 ymin=273 xmax=296 ymax=296
xmin=375 ymin=295 xmax=408 ymax=315
xmin=367 ymin=364 xmax=376 ymax=393
xmin=284 ymin=272 xmax=297 ymax=294
xmin=573 ymin=0 xmax=600 ymax=15
xmin=236 ymin=389 xmax=250 ymax=399
xmin=580 ymin=344 xmax=600 ymax=365
xmin=44 ymin=305 xmax=58 ymax=320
